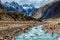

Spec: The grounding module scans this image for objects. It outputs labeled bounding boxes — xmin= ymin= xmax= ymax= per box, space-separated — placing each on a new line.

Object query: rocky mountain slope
xmin=30 ymin=1 xmax=60 ymax=21
xmin=0 ymin=12 xmax=37 ymax=21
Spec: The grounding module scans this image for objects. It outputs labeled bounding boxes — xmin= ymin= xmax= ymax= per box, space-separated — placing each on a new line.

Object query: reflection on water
xmin=15 ymin=25 xmax=59 ymax=40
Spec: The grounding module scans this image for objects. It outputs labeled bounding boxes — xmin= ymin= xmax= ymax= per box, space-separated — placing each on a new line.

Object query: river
xmin=15 ymin=25 xmax=60 ymax=40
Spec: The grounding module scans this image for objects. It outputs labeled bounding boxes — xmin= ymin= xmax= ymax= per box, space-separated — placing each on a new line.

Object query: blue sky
xmin=1 ymin=0 xmax=54 ymax=8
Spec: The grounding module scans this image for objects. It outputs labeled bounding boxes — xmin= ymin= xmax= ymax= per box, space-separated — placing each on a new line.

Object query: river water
xmin=15 ymin=25 xmax=60 ymax=40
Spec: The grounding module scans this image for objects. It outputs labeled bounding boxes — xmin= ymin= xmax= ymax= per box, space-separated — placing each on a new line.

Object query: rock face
xmin=41 ymin=1 xmax=60 ymax=20
xmin=30 ymin=1 xmax=60 ymax=21
xmin=30 ymin=8 xmax=43 ymax=19
xmin=30 ymin=2 xmax=52 ymax=19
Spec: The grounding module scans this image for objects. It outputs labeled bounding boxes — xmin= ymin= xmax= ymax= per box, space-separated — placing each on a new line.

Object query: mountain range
xmin=2 ymin=1 xmax=36 ymax=16
xmin=0 ymin=0 xmax=60 ymax=21
xmin=0 ymin=2 xmax=37 ymax=21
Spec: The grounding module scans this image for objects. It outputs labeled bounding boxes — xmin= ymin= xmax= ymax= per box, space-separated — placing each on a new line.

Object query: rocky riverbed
xmin=0 ymin=18 xmax=60 ymax=40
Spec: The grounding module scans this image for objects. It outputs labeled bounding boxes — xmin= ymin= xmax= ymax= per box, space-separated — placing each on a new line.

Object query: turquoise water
xmin=15 ymin=25 xmax=59 ymax=40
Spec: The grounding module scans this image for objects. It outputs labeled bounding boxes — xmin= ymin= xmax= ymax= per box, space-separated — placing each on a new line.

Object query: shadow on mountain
xmin=30 ymin=1 xmax=60 ymax=21
xmin=40 ymin=1 xmax=60 ymax=20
